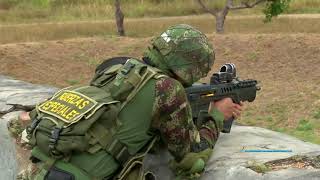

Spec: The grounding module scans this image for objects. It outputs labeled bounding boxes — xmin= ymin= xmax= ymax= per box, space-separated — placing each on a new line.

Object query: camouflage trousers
xmin=6 ymin=112 xmax=40 ymax=180
xmin=17 ymin=163 xmax=41 ymax=180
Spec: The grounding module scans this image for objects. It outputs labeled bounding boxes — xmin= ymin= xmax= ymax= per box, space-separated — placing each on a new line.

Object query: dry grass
xmin=1 ymin=15 xmax=320 ymax=44
xmin=0 ymin=33 xmax=319 ymax=144
xmin=0 ymin=0 xmax=320 ymax=24
xmin=290 ymin=0 xmax=320 ymax=13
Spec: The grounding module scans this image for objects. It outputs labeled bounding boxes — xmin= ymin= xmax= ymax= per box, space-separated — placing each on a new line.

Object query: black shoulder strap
xmin=95 ymin=57 xmax=132 ymax=73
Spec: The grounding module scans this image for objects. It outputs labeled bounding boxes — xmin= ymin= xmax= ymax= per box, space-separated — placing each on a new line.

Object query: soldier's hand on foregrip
xmin=211 ymin=99 xmax=244 ymax=133
xmin=210 ymin=98 xmax=242 ymax=120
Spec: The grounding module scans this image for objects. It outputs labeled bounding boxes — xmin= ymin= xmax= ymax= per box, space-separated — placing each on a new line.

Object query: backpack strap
xmin=26 ymin=112 xmax=43 ymax=146
xmin=95 ymin=57 xmax=130 ymax=74
xmin=117 ymin=59 xmax=167 ymax=110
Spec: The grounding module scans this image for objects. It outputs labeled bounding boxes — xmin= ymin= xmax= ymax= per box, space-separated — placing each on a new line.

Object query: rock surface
xmin=0 ymin=76 xmax=319 ymax=180
xmin=0 ymin=75 xmax=58 ymax=179
xmin=0 ymin=75 xmax=58 ymax=114
xmin=201 ymin=126 xmax=320 ymax=180
xmin=144 ymin=126 xmax=320 ymax=180
xmin=0 ymin=111 xmax=19 ymax=180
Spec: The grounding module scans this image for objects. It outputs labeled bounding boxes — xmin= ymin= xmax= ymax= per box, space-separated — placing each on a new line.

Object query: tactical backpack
xmin=26 ymin=58 xmax=166 ymax=179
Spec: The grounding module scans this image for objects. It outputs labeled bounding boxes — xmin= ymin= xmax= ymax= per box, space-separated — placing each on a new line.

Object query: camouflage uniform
xmin=7 ymin=24 xmax=224 ymax=180
xmin=7 ymin=113 xmax=38 ymax=180
xmin=7 ymin=116 xmax=26 ymax=141
xmin=152 ymin=77 xmax=222 ymax=160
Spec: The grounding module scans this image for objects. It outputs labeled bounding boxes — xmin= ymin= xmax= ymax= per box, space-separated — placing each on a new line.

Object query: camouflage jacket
xmin=152 ymin=77 xmax=224 ymax=162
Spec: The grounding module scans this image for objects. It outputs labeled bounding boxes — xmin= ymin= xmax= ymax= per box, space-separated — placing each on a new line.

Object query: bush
xmin=296 ymin=119 xmax=313 ymax=131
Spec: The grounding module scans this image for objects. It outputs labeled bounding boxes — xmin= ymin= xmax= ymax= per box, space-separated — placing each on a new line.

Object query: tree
xmin=115 ymin=0 xmax=125 ymax=36
xmin=196 ymin=0 xmax=291 ymax=33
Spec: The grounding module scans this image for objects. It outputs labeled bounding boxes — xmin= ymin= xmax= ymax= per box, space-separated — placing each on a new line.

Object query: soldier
xmin=8 ymin=24 xmax=243 ymax=180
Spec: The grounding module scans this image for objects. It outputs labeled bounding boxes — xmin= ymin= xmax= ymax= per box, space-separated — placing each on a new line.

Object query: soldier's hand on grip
xmin=209 ymin=98 xmax=244 ymax=120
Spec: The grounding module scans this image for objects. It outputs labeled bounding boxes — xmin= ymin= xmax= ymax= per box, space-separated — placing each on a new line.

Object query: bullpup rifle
xmin=185 ymin=63 xmax=260 ymax=133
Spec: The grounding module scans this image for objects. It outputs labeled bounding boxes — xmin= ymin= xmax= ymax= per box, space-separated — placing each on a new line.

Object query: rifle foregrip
xmin=222 ymin=118 xmax=234 ymax=133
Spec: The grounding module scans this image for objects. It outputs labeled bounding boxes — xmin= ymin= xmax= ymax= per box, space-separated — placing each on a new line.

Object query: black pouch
xmin=45 ymin=167 xmax=75 ymax=180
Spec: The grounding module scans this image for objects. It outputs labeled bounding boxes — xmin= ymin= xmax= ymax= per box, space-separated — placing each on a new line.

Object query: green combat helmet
xmin=144 ymin=24 xmax=215 ymax=86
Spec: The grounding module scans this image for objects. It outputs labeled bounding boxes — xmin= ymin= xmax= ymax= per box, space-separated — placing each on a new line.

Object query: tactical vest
xmin=26 ymin=58 xmax=167 ymax=179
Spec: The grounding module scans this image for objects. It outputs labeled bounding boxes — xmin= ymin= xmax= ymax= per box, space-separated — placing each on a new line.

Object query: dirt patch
xmin=266 ymin=155 xmax=320 ymax=170
xmin=1 ymin=34 xmax=319 ymax=87
xmin=248 ymin=155 xmax=320 ymax=173
xmin=0 ymin=37 xmax=149 ymax=87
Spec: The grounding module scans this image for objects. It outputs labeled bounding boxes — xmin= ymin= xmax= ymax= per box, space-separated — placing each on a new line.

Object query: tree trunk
xmin=115 ymin=0 xmax=125 ymax=36
xmin=215 ymin=13 xmax=227 ymax=34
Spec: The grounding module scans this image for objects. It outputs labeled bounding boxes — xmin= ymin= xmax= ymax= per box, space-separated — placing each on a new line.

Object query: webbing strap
xmin=120 ymin=66 xmax=159 ymax=111
xmin=31 ymin=147 xmax=56 ymax=170
xmin=106 ymin=139 xmax=131 ymax=166
xmin=90 ymin=123 xmax=113 ymax=148
xmin=126 ymin=72 xmax=141 ymax=86
xmin=87 ymin=122 xmax=114 ymax=153
xmin=26 ymin=113 xmax=45 ymax=146
xmin=91 ymin=64 xmax=123 ymax=87
xmin=32 ymin=147 xmax=95 ymax=180
xmin=88 ymin=136 xmax=130 ymax=166
xmin=154 ymin=74 xmax=168 ymax=79
xmin=116 ymin=136 xmax=159 ymax=180
xmin=87 ymin=122 xmax=130 ymax=166
xmin=49 ymin=127 xmax=64 ymax=158
xmin=121 ymin=62 xmax=135 ymax=75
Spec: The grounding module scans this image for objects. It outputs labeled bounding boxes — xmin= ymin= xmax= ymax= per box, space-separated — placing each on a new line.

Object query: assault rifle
xmin=185 ymin=63 xmax=260 ymax=133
